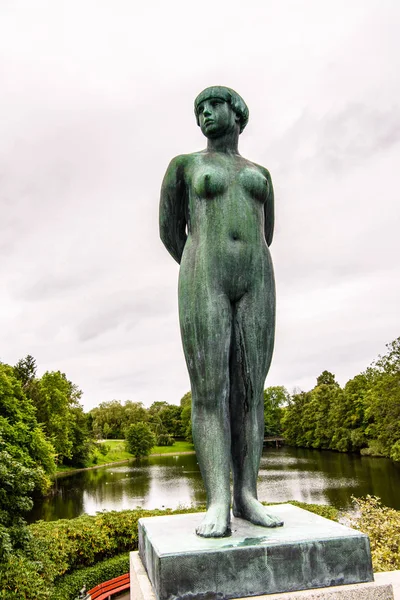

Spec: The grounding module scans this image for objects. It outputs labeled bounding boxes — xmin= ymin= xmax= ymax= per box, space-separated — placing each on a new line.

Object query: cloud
xmin=76 ymin=287 xmax=175 ymax=342
xmin=269 ymin=104 xmax=400 ymax=178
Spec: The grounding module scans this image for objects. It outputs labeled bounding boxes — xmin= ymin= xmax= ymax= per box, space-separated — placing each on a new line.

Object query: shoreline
xmin=54 ymin=450 xmax=196 ymax=477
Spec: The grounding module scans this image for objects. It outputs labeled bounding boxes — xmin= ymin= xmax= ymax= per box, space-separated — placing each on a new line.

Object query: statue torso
xmin=179 ymin=151 xmax=272 ymax=300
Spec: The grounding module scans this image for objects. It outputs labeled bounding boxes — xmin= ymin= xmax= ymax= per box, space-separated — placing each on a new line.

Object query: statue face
xmin=197 ymin=97 xmax=238 ymax=139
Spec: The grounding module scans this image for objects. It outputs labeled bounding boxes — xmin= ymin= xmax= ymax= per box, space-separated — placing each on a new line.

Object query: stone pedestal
xmin=135 ymin=504 xmax=376 ymax=600
xmin=130 ymin=554 xmax=394 ymax=600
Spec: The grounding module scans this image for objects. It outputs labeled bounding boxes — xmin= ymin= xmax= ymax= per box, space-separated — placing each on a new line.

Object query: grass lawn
xmin=56 ymin=439 xmax=195 ymax=472
xmin=150 ymin=440 xmax=194 ymax=454
xmin=91 ymin=440 xmax=133 ymax=465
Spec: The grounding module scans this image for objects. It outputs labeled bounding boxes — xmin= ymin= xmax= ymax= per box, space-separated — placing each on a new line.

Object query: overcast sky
xmin=1 ymin=0 xmax=399 ymax=411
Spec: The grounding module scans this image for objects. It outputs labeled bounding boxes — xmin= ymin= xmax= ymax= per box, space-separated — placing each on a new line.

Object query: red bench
xmin=87 ymin=572 xmax=130 ymax=599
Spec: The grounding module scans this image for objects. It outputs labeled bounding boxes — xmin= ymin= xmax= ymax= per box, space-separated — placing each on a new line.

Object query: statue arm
xmin=159 ymin=156 xmax=188 ymax=264
xmin=264 ymin=170 xmax=275 ymax=247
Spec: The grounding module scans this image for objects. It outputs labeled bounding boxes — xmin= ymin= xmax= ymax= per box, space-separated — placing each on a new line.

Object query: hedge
xmin=0 ymin=554 xmax=51 ymax=600
xmin=51 ymin=553 xmax=130 ymax=600
xmin=28 ymin=506 xmax=202 ymax=582
xmin=346 ymin=496 xmax=400 ymax=572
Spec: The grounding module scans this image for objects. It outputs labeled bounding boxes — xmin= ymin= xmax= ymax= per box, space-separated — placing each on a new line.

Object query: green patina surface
xmin=159 ymin=87 xmax=278 ymax=538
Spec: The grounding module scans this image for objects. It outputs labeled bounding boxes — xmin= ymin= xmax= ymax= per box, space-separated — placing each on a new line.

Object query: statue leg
xmin=230 ymin=277 xmax=283 ymax=528
xmin=179 ymin=274 xmax=232 ymax=537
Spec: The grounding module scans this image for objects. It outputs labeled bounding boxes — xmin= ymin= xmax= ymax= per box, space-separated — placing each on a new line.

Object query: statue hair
xmin=194 ymin=86 xmax=249 ymax=133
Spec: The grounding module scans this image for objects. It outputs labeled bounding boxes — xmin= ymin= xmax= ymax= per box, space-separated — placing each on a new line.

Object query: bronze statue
xmin=160 ymin=86 xmax=283 ymax=537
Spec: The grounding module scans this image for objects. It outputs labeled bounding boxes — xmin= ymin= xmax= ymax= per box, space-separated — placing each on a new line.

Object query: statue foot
xmin=196 ymin=504 xmax=231 ymax=538
xmin=233 ymin=495 xmax=284 ymax=528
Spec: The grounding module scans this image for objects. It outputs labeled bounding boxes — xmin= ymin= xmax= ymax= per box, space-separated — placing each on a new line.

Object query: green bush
xmin=286 ymin=501 xmax=338 ymax=522
xmin=125 ymin=422 xmax=155 ymax=458
xmin=345 ymin=495 xmax=400 ymax=572
xmin=51 ymin=553 xmax=129 ymax=600
xmin=0 ymin=554 xmax=50 ymax=600
xmin=390 ymin=440 xmax=400 ymax=462
xmin=97 ymin=443 xmax=110 ymax=456
xmin=360 ymin=439 xmax=386 ymax=457
xmin=28 ymin=506 xmax=202 ymax=583
xmin=156 ymin=433 xmax=174 ymax=446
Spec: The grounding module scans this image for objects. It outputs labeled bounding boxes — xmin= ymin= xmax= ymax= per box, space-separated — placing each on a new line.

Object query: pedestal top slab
xmin=139 ymin=504 xmax=366 ymax=555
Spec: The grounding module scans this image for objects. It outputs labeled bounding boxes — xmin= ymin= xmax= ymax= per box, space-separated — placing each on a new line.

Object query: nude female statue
xmin=160 ymin=86 xmax=283 ymax=537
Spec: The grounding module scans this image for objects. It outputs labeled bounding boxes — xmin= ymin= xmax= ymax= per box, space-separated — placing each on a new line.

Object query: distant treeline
xmin=281 ymin=337 xmax=400 ymax=462
xmin=89 ymin=393 xmax=192 ymax=446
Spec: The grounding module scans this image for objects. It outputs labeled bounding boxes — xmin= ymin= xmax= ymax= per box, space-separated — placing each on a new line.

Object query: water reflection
xmin=27 ymin=447 xmax=400 ymax=523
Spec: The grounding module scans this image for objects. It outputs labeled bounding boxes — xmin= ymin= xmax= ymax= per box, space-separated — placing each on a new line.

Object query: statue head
xmin=194 ymin=86 xmax=249 ymax=134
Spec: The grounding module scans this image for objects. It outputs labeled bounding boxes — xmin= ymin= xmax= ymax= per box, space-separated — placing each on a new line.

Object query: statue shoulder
xmin=165 ymin=153 xmax=196 ymax=173
xmin=163 ymin=153 xmax=201 ymax=188
xmin=249 ymin=161 xmax=272 ymax=183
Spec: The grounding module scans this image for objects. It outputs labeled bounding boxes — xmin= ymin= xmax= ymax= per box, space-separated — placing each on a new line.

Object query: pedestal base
xmin=136 ymin=504 xmax=375 ymax=600
xmin=130 ymin=553 xmax=394 ymax=600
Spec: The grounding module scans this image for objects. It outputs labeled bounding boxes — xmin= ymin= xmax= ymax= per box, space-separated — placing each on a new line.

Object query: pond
xmin=27 ymin=446 xmax=400 ymax=523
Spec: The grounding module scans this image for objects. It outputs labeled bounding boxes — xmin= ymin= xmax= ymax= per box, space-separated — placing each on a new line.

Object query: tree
xmin=30 ymin=371 xmax=83 ymax=464
xmin=147 ymin=401 xmax=169 ymax=438
xmin=364 ymin=338 xmax=400 ymax=460
xmin=180 ymin=391 xmax=192 ymax=442
xmin=329 ymin=373 xmax=370 ymax=452
xmin=125 ymin=422 xmax=155 ymax=458
xmin=123 ymin=401 xmax=148 ymax=432
xmin=90 ymin=400 xmax=126 ymax=440
xmin=102 ymin=423 xmax=111 ymax=440
xmin=316 ymin=370 xmax=339 ymax=387
xmin=263 ymin=386 xmax=289 ymax=436
xmin=311 ymin=380 xmax=341 ymax=449
xmin=281 ymin=390 xmax=313 ymax=447
xmin=14 ymin=355 xmax=37 ymax=390
xmin=149 ymin=403 xmax=182 ymax=439
xmin=0 ymin=363 xmax=55 ymax=560
xmin=64 ymin=406 xmax=92 ymax=467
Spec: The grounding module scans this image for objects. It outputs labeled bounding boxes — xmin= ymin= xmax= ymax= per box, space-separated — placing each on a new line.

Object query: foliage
xmin=148 ymin=401 xmax=183 ymax=438
xmin=51 ymin=553 xmax=130 ymax=600
xmin=27 ymin=507 xmax=203 ymax=586
xmin=0 ymin=363 xmax=55 ymax=561
xmin=0 ymin=554 xmax=51 ymax=600
xmin=0 ymin=363 xmax=55 ymax=478
xmin=63 ymin=406 xmax=92 ymax=467
xmin=14 ymin=355 xmax=37 ymax=390
xmin=285 ymin=501 xmax=338 ymax=522
xmin=316 ymin=370 xmax=339 ymax=387
xmin=360 ymin=439 xmax=386 ymax=457
xmin=263 ymin=386 xmax=288 ymax=436
xmin=281 ymin=337 xmax=400 ymax=462
xmin=156 ymin=433 xmax=174 ymax=446
xmin=363 ymin=342 xmax=400 ymax=459
xmin=31 ymin=371 xmax=84 ymax=465
xmin=345 ymin=496 xmax=400 ymax=572
xmin=180 ymin=391 xmax=193 ymax=442
xmin=90 ymin=400 xmax=148 ymax=440
xmin=125 ymin=422 xmax=155 ymax=458
xmin=97 ymin=442 xmax=110 ymax=456
xmin=13 ymin=356 xmax=91 ymax=468
xmin=0 ymin=447 xmax=35 ymax=559
xmin=87 ymin=440 xmax=133 ymax=466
